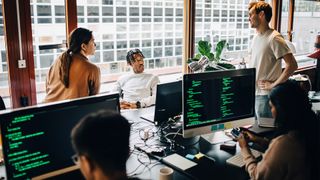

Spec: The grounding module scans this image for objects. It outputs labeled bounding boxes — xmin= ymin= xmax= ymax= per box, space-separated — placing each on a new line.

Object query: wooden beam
xmin=183 ymin=0 xmax=195 ymax=73
xmin=2 ymin=0 xmax=36 ymax=108
xmin=271 ymin=0 xmax=282 ymax=31
xmin=65 ymin=0 xmax=77 ymax=43
xmin=288 ymin=0 xmax=295 ymax=41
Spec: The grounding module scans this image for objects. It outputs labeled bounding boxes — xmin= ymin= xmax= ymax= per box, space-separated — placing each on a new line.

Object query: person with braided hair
xmin=44 ymin=27 xmax=100 ymax=103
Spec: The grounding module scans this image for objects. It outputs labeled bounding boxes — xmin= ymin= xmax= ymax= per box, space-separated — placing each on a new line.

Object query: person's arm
xmin=260 ymin=53 xmax=297 ymax=90
xmin=88 ymin=66 xmax=101 ymax=95
xmin=139 ymin=76 xmax=160 ymax=107
xmin=242 ymin=131 xmax=270 ymax=150
xmin=243 ymin=137 xmax=287 ymax=180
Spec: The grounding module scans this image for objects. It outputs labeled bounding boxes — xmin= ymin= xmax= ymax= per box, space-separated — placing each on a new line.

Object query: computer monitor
xmin=140 ymin=80 xmax=182 ymax=125
xmin=154 ymin=80 xmax=182 ymax=125
xmin=0 ymin=93 xmax=120 ymax=179
xmin=182 ymin=68 xmax=256 ymax=140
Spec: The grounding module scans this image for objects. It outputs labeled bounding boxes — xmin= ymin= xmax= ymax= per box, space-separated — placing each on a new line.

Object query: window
xmin=292 ymin=0 xmax=320 ymax=54
xmin=77 ymin=0 xmax=183 ymax=87
xmin=195 ymin=0 xmax=255 ymax=59
xmin=31 ymin=0 xmax=66 ymax=103
xmin=0 ymin=2 xmax=10 ymax=108
xmin=130 ymin=7 xmax=139 ymax=16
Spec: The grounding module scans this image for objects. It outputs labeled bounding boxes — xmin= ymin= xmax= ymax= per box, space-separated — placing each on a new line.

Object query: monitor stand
xmin=201 ymin=131 xmax=233 ymax=144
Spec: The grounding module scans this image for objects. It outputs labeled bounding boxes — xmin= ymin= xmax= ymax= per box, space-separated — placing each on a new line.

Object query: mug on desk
xmin=159 ymin=167 xmax=174 ymax=180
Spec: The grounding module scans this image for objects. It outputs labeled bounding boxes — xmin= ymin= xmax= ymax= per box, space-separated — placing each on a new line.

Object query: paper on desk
xmin=163 ymin=153 xmax=197 ymax=170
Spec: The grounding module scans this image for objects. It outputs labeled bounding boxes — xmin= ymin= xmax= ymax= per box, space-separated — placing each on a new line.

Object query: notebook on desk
xmin=257 ymin=117 xmax=275 ymax=128
xmin=140 ymin=112 xmax=155 ymax=123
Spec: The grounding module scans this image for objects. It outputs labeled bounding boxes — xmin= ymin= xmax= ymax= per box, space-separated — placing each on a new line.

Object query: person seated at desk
xmin=238 ymin=80 xmax=320 ymax=180
xmin=71 ymin=110 xmax=140 ymax=180
xmin=113 ymin=49 xmax=159 ymax=109
xmin=44 ymin=27 xmax=101 ymax=103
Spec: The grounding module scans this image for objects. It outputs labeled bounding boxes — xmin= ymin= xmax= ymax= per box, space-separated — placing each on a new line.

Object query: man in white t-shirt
xmin=248 ymin=1 xmax=297 ymax=118
xmin=113 ymin=49 xmax=160 ymax=109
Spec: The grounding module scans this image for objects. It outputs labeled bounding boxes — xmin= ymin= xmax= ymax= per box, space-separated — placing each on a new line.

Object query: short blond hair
xmin=248 ymin=1 xmax=272 ymax=22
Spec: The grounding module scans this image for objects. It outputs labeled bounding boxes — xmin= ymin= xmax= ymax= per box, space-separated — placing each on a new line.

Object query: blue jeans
xmin=255 ymin=95 xmax=272 ymax=119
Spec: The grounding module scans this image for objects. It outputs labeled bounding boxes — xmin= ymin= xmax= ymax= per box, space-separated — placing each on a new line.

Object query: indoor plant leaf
xmin=215 ymin=40 xmax=227 ymax=62
xmin=198 ymin=40 xmax=212 ymax=58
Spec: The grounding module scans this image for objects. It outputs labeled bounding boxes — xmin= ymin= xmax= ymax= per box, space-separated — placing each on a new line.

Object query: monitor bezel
xmin=182 ymin=68 xmax=256 ymax=138
xmin=154 ymin=80 xmax=182 ymax=125
xmin=0 ymin=93 xmax=120 ymax=179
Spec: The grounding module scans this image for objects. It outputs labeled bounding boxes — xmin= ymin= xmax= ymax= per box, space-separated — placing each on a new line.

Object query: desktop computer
xmin=182 ymin=68 xmax=256 ymax=144
xmin=140 ymin=80 xmax=182 ymax=125
xmin=0 ymin=93 xmax=120 ymax=179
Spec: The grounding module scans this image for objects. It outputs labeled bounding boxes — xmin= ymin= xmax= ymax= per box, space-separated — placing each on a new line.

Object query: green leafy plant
xmin=193 ymin=40 xmax=235 ymax=71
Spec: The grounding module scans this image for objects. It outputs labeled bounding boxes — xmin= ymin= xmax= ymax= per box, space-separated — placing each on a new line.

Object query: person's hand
xmin=237 ymin=133 xmax=249 ymax=149
xmin=242 ymin=131 xmax=257 ymax=142
xmin=258 ymin=80 xmax=274 ymax=90
xmin=120 ymin=101 xmax=137 ymax=109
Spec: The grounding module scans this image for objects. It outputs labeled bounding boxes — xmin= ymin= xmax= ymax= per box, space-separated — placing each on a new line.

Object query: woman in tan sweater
xmin=45 ymin=28 xmax=100 ymax=103
xmin=238 ymin=80 xmax=319 ymax=180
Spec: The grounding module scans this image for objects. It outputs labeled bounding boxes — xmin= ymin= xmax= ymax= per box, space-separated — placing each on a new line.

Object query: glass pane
xmin=0 ymin=3 xmax=10 ymax=108
xmin=292 ymin=0 xmax=320 ymax=55
xmin=77 ymin=0 xmax=183 ymax=85
xmin=31 ymin=1 xmax=66 ymax=103
xmin=280 ymin=0 xmax=289 ymax=40
xmin=194 ymin=0 xmax=266 ymax=60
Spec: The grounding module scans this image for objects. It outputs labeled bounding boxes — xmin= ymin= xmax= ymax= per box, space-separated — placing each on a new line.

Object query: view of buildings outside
xmin=0 ymin=0 xmax=319 ymax=108
xmin=195 ymin=0 xmax=257 ymax=59
xmin=281 ymin=0 xmax=320 ymax=54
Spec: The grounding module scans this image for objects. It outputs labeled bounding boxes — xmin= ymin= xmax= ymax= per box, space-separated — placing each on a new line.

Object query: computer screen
xmin=183 ymin=68 xmax=255 ymax=138
xmin=0 ymin=93 xmax=120 ymax=179
xmin=154 ymin=80 xmax=182 ymax=125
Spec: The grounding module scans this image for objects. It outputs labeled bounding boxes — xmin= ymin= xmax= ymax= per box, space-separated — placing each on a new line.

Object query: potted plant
xmin=189 ymin=40 xmax=235 ymax=72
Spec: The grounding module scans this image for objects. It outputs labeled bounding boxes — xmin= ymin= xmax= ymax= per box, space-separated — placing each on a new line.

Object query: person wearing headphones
xmin=113 ymin=49 xmax=159 ymax=109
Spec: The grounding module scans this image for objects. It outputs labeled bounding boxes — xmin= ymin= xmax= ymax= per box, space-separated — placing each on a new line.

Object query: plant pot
xmin=217 ymin=63 xmax=236 ymax=70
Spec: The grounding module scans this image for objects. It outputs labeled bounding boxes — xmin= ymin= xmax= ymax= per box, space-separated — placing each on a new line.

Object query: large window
xmin=280 ymin=0 xmax=289 ymax=40
xmin=31 ymin=0 xmax=67 ymax=103
xmin=195 ymin=0 xmax=272 ymax=60
xmin=195 ymin=0 xmax=253 ymax=59
xmin=0 ymin=2 xmax=10 ymax=108
xmin=292 ymin=0 xmax=320 ymax=55
xmin=77 ymin=0 xmax=184 ymax=89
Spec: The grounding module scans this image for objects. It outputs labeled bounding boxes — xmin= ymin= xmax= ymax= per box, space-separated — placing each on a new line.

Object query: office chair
xmin=0 ymin=96 xmax=6 ymax=110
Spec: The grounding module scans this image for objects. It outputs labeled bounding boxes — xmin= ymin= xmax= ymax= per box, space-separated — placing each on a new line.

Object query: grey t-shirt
xmin=249 ymin=29 xmax=291 ymax=95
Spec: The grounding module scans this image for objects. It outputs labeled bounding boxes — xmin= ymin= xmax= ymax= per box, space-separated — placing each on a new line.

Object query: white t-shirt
xmin=113 ymin=72 xmax=160 ymax=107
xmin=249 ymin=29 xmax=292 ymax=95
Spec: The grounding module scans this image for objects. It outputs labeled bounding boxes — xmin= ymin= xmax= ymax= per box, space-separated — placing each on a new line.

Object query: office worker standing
xmin=71 ymin=110 xmax=140 ymax=180
xmin=248 ymin=1 xmax=297 ymax=118
xmin=238 ymin=80 xmax=320 ymax=180
xmin=44 ymin=28 xmax=100 ymax=103
xmin=113 ymin=49 xmax=159 ymax=109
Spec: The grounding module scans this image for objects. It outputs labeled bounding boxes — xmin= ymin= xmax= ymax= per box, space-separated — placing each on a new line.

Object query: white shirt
xmin=113 ymin=72 xmax=160 ymax=107
xmin=249 ymin=29 xmax=291 ymax=95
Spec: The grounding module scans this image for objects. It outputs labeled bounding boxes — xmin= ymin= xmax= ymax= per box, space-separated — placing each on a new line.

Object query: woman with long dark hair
xmin=238 ymin=80 xmax=320 ymax=180
xmin=45 ymin=28 xmax=100 ymax=103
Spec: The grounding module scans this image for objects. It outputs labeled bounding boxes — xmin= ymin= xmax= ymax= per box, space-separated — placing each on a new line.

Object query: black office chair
xmin=0 ymin=96 xmax=6 ymax=110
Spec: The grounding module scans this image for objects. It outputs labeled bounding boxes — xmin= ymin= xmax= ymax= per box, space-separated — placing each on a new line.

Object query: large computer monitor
xmin=182 ymin=68 xmax=255 ymax=140
xmin=140 ymin=80 xmax=182 ymax=125
xmin=0 ymin=93 xmax=120 ymax=179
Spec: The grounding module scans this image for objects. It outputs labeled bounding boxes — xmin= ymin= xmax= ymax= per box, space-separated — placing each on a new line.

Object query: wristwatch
xmin=136 ymin=101 xmax=141 ymax=108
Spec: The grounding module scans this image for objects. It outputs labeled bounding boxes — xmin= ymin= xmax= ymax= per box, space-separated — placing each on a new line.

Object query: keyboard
xmin=226 ymin=149 xmax=262 ymax=168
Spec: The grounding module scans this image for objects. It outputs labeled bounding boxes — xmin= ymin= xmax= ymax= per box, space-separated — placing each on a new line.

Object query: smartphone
xmin=231 ymin=128 xmax=241 ymax=138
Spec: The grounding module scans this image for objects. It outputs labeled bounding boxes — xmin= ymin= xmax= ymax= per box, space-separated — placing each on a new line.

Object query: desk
xmin=0 ymin=107 xmax=252 ymax=180
xmin=121 ymin=107 xmax=250 ymax=180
